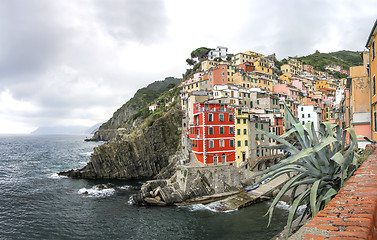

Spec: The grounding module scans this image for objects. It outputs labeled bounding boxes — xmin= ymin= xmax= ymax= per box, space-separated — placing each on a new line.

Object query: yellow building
xmin=252 ymin=57 xmax=273 ymax=74
xmin=281 ymin=58 xmax=303 ymax=75
xmin=235 ymin=108 xmax=249 ymax=167
xmin=231 ymin=51 xmax=263 ymax=65
xmin=200 ymin=60 xmax=230 ymax=71
xmin=279 ymin=72 xmax=294 ymax=84
xmin=366 ymin=20 xmax=377 ymax=140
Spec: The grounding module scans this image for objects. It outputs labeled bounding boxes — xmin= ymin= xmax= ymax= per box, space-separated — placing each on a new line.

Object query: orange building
xmin=346 ymin=51 xmax=371 ymax=147
xmin=366 ymin=19 xmax=377 ymax=140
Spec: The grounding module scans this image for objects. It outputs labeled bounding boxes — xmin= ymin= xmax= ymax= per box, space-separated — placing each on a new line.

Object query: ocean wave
xmin=47 ymin=173 xmax=68 ymax=179
xmin=273 ymin=201 xmax=307 ymax=214
xmin=78 ymin=186 xmax=115 ymax=198
xmin=128 ymin=196 xmax=134 ymax=205
xmin=182 ymin=202 xmax=237 ymax=213
xmin=79 ymin=152 xmax=93 ymax=156
xmin=118 ymin=185 xmax=131 ymax=190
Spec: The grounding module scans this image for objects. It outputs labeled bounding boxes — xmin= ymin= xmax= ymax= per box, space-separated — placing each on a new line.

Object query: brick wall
xmin=290 ymin=145 xmax=377 ymax=240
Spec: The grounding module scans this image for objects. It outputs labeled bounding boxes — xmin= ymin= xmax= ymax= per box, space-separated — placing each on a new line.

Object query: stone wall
xmin=176 ymin=165 xmax=255 ymax=195
xmin=289 ymin=145 xmax=377 ymax=239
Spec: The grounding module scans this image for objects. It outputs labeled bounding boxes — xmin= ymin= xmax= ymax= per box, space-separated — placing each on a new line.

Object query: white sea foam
xmin=273 ymin=201 xmax=307 ymax=214
xmin=182 ymin=202 xmax=237 ymax=213
xmin=128 ymin=196 xmax=134 ymax=205
xmin=78 ymin=186 xmax=115 ymax=198
xmin=275 ymin=201 xmax=290 ymax=210
xmin=119 ymin=185 xmax=131 ymax=190
xmin=48 ymin=173 xmax=68 ymax=179
xmin=80 ymin=152 xmax=93 ymax=156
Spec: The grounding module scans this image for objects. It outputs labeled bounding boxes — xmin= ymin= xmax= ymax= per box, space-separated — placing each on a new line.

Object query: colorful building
xmin=189 ymin=102 xmax=236 ymax=165
xmin=366 ymin=19 xmax=377 ymax=141
xmin=348 ymin=51 xmax=371 ymax=147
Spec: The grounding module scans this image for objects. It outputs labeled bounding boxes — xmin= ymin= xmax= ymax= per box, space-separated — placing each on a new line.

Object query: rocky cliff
xmin=60 ymin=108 xmax=184 ymax=179
xmin=59 ymin=77 xmax=184 ymax=180
xmin=89 ymin=77 xmax=181 ymax=141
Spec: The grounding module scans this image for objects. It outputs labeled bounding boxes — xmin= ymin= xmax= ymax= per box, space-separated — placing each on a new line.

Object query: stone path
xmin=209 ymin=174 xmax=290 ymax=211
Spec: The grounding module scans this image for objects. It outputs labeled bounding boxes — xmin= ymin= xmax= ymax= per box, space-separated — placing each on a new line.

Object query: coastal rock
xmin=59 ymin=109 xmax=184 ymax=180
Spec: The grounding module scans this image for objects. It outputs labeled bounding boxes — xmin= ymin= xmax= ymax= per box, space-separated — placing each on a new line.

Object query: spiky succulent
xmin=255 ymin=103 xmax=363 ymax=235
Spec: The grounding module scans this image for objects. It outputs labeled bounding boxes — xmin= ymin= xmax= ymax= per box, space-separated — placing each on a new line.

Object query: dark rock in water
xmin=144 ymin=197 xmax=167 ymax=207
xmin=59 ymin=109 xmax=183 ymax=180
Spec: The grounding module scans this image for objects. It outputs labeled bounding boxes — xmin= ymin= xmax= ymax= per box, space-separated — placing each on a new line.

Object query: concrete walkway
xmin=208 ymin=174 xmax=290 ymax=211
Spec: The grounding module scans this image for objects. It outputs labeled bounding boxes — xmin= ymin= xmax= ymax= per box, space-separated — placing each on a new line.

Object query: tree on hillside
xmin=186 ymin=58 xmax=195 ymax=66
xmin=190 ymin=47 xmax=212 ymax=60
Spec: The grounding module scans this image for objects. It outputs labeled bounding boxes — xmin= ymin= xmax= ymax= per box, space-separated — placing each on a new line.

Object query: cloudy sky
xmin=0 ymin=0 xmax=376 ymax=134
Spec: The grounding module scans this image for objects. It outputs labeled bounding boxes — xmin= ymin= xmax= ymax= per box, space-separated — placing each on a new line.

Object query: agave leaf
xmin=322 ymin=188 xmax=337 ymax=201
xmin=284 ymin=102 xmax=299 ymax=125
xmin=266 ymin=174 xmax=303 ymax=227
xmin=304 ymin=121 xmax=315 ymax=145
xmin=293 ymin=122 xmax=309 ymax=149
xmin=310 ymin=180 xmax=321 ymax=217
xmin=280 ymin=128 xmax=297 ymax=139
xmin=287 ymin=188 xmax=310 ymax=234
xmin=255 ymin=167 xmax=305 ymax=185
xmin=256 ymin=128 xmax=299 ymax=154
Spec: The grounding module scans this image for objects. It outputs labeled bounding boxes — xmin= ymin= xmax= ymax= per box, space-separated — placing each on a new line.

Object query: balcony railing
xmin=198 ymin=107 xmax=233 ymax=113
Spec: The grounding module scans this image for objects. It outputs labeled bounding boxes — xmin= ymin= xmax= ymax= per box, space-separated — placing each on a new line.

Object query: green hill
xmin=297 ymin=50 xmax=363 ymax=70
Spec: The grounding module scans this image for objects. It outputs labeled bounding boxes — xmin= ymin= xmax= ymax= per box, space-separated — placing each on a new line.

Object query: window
xmin=229 ymin=114 xmax=233 ymax=121
xmin=209 ymin=127 xmax=214 ymax=135
xmin=375 ymin=111 xmax=377 ymax=132
xmin=261 ymin=124 xmax=264 ymax=130
xmin=222 ymin=154 xmax=226 ymax=164
xmin=373 ymin=41 xmax=376 ymax=60
xmin=302 ymin=114 xmax=304 ymax=118
xmin=257 ymin=100 xmax=259 ymax=105
xmin=237 ymin=119 xmax=240 ymax=124
xmin=229 ymin=127 xmax=234 ymax=134
xmin=220 ymin=127 xmax=224 ymax=134
xmin=374 ymin=75 xmax=376 ymax=96
xmin=255 ymin=123 xmax=258 ymax=128
xmin=237 ymin=129 xmax=240 ymax=135
xmin=256 ymin=134 xmax=259 ymax=140
xmin=245 ymin=140 xmax=248 ymax=146
xmin=308 ymin=114 xmax=311 ymax=118
xmin=243 ymin=119 xmax=246 ymax=124
xmin=209 ymin=114 xmax=213 ymax=121
xmin=220 ymin=105 xmax=225 ymax=111
xmin=238 ymin=109 xmax=241 ymax=115
xmin=237 ymin=141 xmax=241 ymax=147
xmin=205 ymin=104 xmax=209 ymax=109
xmin=230 ymin=139 xmax=234 ymax=147
xmin=243 ymin=129 xmax=247 ymax=135
xmin=213 ymin=155 xmax=218 ymax=165
xmin=219 ymin=114 xmax=224 ymax=121
xmin=219 ymin=140 xmax=224 ymax=147
xmin=209 ymin=140 xmax=214 ymax=148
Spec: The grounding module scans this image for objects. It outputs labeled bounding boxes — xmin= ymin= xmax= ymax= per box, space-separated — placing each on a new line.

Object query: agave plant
xmin=255 ymin=103 xmax=363 ymax=235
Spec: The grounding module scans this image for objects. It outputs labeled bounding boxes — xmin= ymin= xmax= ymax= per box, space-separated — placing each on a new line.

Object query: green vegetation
xmin=256 ymin=103 xmax=365 ymax=236
xmin=297 ymin=50 xmax=363 ymax=70
xmin=190 ymin=47 xmax=212 ymax=60
xmin=100 ymin=77 xmax=181 ymax=130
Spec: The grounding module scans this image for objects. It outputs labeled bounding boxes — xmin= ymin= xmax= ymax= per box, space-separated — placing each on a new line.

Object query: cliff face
xmin=90 ymin=77 xmax=181 ymax=141
xmin=60 ymin=109 xmax=183 ymax=179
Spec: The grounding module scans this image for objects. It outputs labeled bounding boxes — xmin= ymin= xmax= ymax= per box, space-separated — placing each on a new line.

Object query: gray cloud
xmin=94 ymin=0 xmax=168 ymax=43
xmin=0 ymin=0 xmax=376 ymax=133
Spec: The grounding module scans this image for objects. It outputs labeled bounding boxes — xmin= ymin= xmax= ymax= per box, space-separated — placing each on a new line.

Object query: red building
xmin=189 ymin=102 xmax=236 ymax=165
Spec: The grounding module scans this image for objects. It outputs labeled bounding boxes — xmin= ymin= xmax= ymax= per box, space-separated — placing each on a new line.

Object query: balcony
xmin=198 ymin=107 xmax=233 ymax=113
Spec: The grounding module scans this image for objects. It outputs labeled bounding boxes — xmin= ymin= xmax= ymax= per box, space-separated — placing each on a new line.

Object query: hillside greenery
xmin=296 ymin=50 xmax=363 ymax=70
xmin=99 ymin=77 xmax=181 ymax=130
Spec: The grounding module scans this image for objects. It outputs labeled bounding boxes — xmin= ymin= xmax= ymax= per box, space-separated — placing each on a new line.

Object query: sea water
xmin=0 ymin=135 xmax=289 ymax=240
